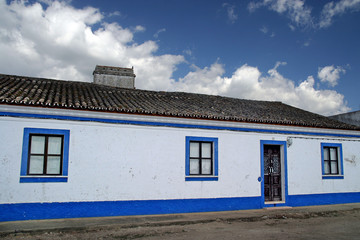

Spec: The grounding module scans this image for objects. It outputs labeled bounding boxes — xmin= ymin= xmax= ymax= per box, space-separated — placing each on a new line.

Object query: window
xmin=185 ymin=136 xmax=218 ymax=181
xmin=20 ymin=128 xmax=70 ymax=183
xmin=28 ymin=135 xmax=63 ymax=175
xmin=190 ymin=141 xmax=213 ymax=175
xmin=321 ymin=143 xmax=343 ymax=179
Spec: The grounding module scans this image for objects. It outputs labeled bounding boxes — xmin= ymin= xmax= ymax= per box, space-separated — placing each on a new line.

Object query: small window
xmin=28 ymin=135 xmax=64 ymax=175
xmin=321 ymin=143 xmax=343 ymax=179
xmin=20 ymin=128 xmax=70 ymax=183
xmin=185 ymin=136 xmax=218 ymax=181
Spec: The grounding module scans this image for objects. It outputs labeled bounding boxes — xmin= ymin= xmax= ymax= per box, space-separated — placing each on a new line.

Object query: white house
xmin=1 ymin=66 xmax=359 ymax=221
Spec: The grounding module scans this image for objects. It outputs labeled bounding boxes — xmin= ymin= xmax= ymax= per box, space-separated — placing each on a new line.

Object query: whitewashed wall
xmin=0 ymin=113 xmax=359 ymax=204
xmin=287 ymin=137 xmax=360 ymax=195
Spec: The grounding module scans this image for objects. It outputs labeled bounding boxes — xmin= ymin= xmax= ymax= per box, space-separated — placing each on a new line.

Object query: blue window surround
xmin=185 ymin=136 xmax=218 ymax=181
xmin=20 ymin=128 xmax=70 ymax=183
xmin=321 ymin=143 xmax=344 ymax=180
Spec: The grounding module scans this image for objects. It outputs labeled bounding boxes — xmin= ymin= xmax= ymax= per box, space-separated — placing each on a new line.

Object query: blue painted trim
xmin=20 ymin=177 xmax=68 ymax=183
xmin=260 ymin=140 xmax=288 ymax=208
xmin=20 ymin=128 xmax=70 ymax=182
xmin=1 ymin=111 xmax=359 ymax=138
xmin=1 ymin=192 xmax=360 ymax=221
xmin=0 ymin=196 xmax=261 ymax=222
xmin=185 ymin=136 xmax=218 ymax=179
xmin=322 ymin=176 xmax=344 ymax=179
xmin=185 ymin=177 xmax=218 ymax=181
xmin=321 ymin=143 xmax=343 ymax=178
xmin=287 ymin=192 xmax=360 ymax=207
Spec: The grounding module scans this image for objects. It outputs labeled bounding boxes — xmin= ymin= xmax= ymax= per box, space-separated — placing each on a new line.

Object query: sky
xmin=0 ymin=0 xmax=359 ymax=116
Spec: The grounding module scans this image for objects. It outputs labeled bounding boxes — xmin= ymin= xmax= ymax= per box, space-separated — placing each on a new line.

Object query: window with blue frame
xmin=185 ymin=136 xmax=218 ymax=181
xmin=321 ymin=143 xmax=343 ymax=179
xmin=20 ymin=128 xmax=70 ymax=183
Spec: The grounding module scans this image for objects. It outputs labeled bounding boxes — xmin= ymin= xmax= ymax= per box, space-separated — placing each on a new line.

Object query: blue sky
xmin=1 ymin=0 xmax=359 ymax=116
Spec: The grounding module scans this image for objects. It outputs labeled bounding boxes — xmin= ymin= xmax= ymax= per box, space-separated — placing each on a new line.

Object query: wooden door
xmin=264 ymin=145 xmax=282 ymax=201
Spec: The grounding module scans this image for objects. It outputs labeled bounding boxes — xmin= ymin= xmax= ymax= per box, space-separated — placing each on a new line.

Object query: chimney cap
xmin=93 ymin=65 xmax=136 ymax=77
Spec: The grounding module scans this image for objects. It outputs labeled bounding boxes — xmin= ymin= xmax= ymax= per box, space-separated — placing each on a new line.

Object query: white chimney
xmin=93 ymin=65 xmax=136 ymax=89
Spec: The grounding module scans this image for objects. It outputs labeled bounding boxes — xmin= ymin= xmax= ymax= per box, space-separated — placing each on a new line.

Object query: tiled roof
xmin=0 ymin=73 xmax=358 ymax=130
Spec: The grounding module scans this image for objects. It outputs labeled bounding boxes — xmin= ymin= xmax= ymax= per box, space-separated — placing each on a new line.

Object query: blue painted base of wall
xmin=0 ymin=196 xmax=261 ymax=222
xmin=1 ymin=192 xmax=360 ymax=222
xmin=287 ymin=192 xmax=360 ymax=207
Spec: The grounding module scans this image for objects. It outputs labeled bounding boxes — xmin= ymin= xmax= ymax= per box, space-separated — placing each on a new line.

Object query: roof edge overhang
xmin=0 ymin=100 xmax=358 ymax=131
xmin=1 ymin=104 xmax=360 ymax=138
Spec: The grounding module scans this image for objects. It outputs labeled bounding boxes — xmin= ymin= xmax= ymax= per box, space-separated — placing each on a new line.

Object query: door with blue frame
xmin=263 ymin=144 xmax=282 ymax=202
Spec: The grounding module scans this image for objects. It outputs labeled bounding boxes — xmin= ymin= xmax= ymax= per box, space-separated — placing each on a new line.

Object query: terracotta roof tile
xmin=0 ymin=73 xmax=358 ymax=130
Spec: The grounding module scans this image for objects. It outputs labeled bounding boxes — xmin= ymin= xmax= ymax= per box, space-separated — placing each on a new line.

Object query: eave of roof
xmin=0 ymin=73 xmax=359 ymax=131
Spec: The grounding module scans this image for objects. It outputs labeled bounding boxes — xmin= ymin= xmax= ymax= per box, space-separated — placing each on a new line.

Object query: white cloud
xmin=318 ymin=65 xmax=346 ymax=87
xmin=0 ymin=0 xmax=350 ymax=116
xmin=248 ymin=0 xmax=313 ymax=29
xmin=0 ymin=0 xmax=184 ymax=88
xmin=108 ymin=11 xmax=121 ymax=17
xmin=134 ymin=25 xmax=146 ymax=32
xmin=248 ymin=1 xmax=264 ymax=12
xmin=173 ymin=62 xmax=227 ymax=95
xmin=294 ymin=76 xmax=349 ymax=115
xmin=183 ymin=49 xmax=192 ymax=56
xmin=260 ymin=26 xmax=268 ymax=34
xmin=222 ymin=3 xmax=238 ymax=23
xmin=249 ymin=0 xmax=360 ymax=29
xmin=288 ymin=23 xmax=296 ymax=31
xmin=153 ymin=28 xmax=166 ymax=38
xmin=172 ymin=62 xmax=350 ymax=115
xmin=319 ymin=0 xmax=360 ymax=28
xmin=260 ymin=26 xmax=276 ymax=37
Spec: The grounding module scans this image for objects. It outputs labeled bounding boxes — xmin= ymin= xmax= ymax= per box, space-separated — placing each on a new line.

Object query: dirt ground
xmin=2 ymin=209 xmax=360 ymax=240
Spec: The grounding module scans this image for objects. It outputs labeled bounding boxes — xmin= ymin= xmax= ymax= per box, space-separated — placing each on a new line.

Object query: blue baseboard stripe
xmin=287 ymin=192 xmax=360 ymax=207
xmin=0 ymin=196 xmax=261 ymax=222
xmin=1 ymin=192 xmax=359 ymax=222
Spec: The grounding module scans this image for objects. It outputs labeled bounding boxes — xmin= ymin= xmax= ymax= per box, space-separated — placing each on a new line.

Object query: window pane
xmin=190 ymin=142 xmax=199 ymax=157
xmin=29 ymin=156 xmax=44 ymax=174
xmin=30 ymin=136 xmax=45 ymax=154
xmin=331 ymin=161 xmax=339 ymax=174
xmin=48 ymin=137 xmax=62 ymax=154
xmin=323 ymin=148 xmax=329 ymax=161
xmin=47 ymin=156 xmax=61 ymax=174
xmin=324 ymin=161 xmax=330 ymax=174
xmin=202 ymin=159 xmax=212 ymax=174
xmin=330 ymin=148 xmax=337 ymax=160
xmin=201 ymin=143 xmax=212 ymax=158
xmin=190 ymin=159 xmax=200 ymax=174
